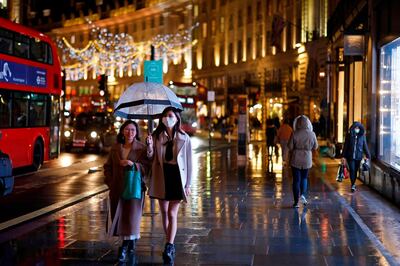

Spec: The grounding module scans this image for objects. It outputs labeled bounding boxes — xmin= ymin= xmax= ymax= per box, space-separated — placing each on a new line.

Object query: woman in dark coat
xmin=104 ymin=120 xmax=150 ymax=262
xmin=341 ymin=121 xmax=371 ymax=192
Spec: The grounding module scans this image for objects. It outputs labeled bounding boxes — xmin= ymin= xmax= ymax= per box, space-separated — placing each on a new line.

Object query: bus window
xmin=14 ymin=33 xmax=30 ymax=59
xmin=0 ymin=91 xmax=11 ymax=128
xmin=13 ymin=92 xmax=29 ymax=127
xmin=0 ymin=28 xmax=13 ymax=55
xmin=29 ymin=94 xmax=47 ymax=127
xmin=30 ymin=39 xmax=47 ymax=63
xmin=47 ymin=43 xmax=53 ymax=64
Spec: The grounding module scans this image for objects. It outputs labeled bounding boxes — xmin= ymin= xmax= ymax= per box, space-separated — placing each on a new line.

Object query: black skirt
xmin=163 ymin=163 xmax=184 ymax=201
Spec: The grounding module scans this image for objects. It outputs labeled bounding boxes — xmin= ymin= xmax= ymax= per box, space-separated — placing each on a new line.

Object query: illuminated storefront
xmin=379 ymin=38 xmax=400 ymax=171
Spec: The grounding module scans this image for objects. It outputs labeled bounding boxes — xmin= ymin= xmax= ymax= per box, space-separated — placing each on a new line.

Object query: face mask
xmin=354 ymin=128 xmax=360 ymax=134
xmin=162 ymin=117 xmax=177 ymax=128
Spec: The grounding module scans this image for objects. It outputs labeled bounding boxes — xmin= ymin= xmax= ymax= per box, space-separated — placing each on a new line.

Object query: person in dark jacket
xmin=341 ymin=122 xmax=371 ymax=192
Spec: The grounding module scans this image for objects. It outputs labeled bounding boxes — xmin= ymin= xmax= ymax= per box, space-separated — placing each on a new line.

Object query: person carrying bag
xmin=104 ymin=120 xmax=150 ymax=263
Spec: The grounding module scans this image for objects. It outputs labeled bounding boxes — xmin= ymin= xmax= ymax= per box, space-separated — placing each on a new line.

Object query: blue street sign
xmin=144 ymin=60 xmax=163 ymax=84
xmin=0 ymin=60 xmax=47 ymax=87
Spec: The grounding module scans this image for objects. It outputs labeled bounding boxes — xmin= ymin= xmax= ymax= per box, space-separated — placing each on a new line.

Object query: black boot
xmin=118 ymin=240 xmax=129 ymax=262
xmin=128 ymin=239 xmax=136 ymax=254
xmin=162 ymin=243 xmax=175 ymax=264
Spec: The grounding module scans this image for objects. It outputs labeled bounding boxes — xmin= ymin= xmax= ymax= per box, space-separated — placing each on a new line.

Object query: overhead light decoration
xmin=58 ymin=19 xmax=198 ymax=81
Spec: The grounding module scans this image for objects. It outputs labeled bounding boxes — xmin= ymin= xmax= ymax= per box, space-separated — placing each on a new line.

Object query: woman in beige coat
xmin=287 ymin=115 xmax=318 ymax=208
xmin=146 ymin=107 xmax=192 ymax=264
xmin=104 ymin=120 xmax=150 ymax=262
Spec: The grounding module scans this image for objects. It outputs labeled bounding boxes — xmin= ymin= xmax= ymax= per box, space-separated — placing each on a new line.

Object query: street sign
xmin=144 ymin=60 xmax=163 ymax=83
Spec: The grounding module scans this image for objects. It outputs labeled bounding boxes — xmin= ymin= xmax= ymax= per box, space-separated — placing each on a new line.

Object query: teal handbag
xmin=122 ymin=164 xmax=142 ymax=200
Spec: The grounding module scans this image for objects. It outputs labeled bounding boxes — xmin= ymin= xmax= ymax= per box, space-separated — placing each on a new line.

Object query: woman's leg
xmin=348 ymin=160 xmax=361 ymax=186
xmin=166 ymin=200 xmax=181 ymax=244
xmin=158 ymin=200 xmax=169 ymax=235
xmin=292 ymin=167 xmax=301 ymax=204
xmin=299 ymin=168 xmax=309 ymax=197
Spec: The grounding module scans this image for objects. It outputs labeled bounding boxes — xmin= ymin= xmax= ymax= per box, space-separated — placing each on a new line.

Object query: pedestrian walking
xmin=146 ymin=107 xmax=193 ymax=264
xmin=341 ymin=121 xmax=371 ymax=192
xmin=277 ymin=118 xmax=293 ymax=165
xmin=266 ymin=118 xmax=278 ymax=158
xmin=104 ymin=120 xmax=150 ymax=262
xmin=288 ymin=115 xmax=318 ymax=208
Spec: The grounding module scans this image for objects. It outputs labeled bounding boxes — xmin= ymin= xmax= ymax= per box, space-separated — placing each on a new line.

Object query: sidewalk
xmin=0 ymin=144 xmax=399 ymax=265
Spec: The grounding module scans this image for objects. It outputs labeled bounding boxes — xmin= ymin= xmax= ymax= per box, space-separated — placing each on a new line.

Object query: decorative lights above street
xmin=58 ymin=19 xmax=198 ymax=81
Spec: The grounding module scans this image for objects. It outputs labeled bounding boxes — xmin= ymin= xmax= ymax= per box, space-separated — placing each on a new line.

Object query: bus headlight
xmin=90 ymin=131 xmax=98 ymax=139
xmin=64 ymin=130 xmax=71 ymax=138
xmin=191 ymin=122 xmax=198 ymax=128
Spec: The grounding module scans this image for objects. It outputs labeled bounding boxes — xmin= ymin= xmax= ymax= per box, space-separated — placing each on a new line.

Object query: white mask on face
xmin=354 ymin=128 xmax=360 ymax=134
xmin=162 ymin=117 xmax=177 ymax=128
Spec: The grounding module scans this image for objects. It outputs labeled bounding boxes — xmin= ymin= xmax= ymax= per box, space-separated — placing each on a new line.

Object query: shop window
xmin=379 ymin=37 xmax=400 ymax=170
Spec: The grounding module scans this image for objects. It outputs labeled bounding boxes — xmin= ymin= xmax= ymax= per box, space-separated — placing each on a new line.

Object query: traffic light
xmin=97 ymin=74 xmax=107 ymax=92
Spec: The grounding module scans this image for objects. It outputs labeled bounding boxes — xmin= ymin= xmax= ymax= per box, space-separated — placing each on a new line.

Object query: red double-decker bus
xmin=0 ymin=18 xmax=62 ymax=170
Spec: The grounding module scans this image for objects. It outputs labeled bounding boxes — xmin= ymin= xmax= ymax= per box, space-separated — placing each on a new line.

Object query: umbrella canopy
xmin=114 ymin=82 xmax=183 ymax=119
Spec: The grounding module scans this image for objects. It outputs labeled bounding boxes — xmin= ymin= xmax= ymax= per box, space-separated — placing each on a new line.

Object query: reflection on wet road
xmin=0 ymin=141 xmax=398 ymax=265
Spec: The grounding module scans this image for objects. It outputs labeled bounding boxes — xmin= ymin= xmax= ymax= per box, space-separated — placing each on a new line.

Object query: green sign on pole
xmin=144 ymin=60 xmax=163 ymax=83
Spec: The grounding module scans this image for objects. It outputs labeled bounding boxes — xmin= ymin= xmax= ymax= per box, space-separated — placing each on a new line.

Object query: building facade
xmin=328 ymin=0 xmax=400 ymax=206
xmin=21 ymin=0 xmax=194 ymax=113
xmin=192 ymin=0 xmax=329 ymax=134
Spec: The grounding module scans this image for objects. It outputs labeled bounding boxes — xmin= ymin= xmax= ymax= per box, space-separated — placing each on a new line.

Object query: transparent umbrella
xmin=114 ymin=82 xmax=183 ymax=119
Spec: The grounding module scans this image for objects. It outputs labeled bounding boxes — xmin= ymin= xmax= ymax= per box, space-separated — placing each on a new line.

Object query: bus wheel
xmin=32 ymin=140 xmax=43 ymax=171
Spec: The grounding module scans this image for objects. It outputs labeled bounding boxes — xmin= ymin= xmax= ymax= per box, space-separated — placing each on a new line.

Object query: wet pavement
xmin=0 ymin=141 xmax=400 ymax=265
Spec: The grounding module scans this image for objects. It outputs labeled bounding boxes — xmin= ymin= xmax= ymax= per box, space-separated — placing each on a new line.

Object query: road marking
xmin=0 ymin=185 xmax=108 ymax=231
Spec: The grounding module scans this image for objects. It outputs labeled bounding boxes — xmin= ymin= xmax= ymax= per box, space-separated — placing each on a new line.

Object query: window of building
xmin=238 ymin=40 xmax=242 ymax=61
xmin=194 ymin=5 xmax=199 ymax=17
xmin=212 ymin=0 xmax=216 ymax=9
xmin=379 ymin=37 xmax=400 ymax=171
xmin=160 ymin=15 xmax=164 ymax=26
xmin=229 ymin=15 xmax=233 ymax=30
xmin=151 ymin=17 xmax=155 ymax=28
xmin=257 ymin=1 xmax=262 ymax=20
xmin=247 ymin=37 xmax=251 ymax=59
xmin=142 ymin=20 xmax=146 ymax=31
xmin=238 ymin=10 xmax=243 ymax=27
xmin=212 ymin=19 xmax=216 ymax=34
xmin=202 ymin=22 xmax=207 ymax=38
xmin=247 ymin=6 xmax=252 ymax=23
xmin=220 ymin=17 xmax=225 ymax=33
xmin=229 ymin=42 xmax=233 ymax=63
xmin=133 ymin=23 xmax=137 ymax=32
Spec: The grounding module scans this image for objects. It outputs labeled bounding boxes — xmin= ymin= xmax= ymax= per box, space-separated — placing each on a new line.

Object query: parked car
xmin=63 ymin=112 xmax=116 ymax=153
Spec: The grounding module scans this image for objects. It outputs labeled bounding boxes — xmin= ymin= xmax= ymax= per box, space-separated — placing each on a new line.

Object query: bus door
xmin=49 ymin=95 xmax=60 ymax=158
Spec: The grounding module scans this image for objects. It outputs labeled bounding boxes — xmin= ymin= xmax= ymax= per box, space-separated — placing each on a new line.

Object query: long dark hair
xmin=117 ymin=120 xmax=140 ymax=144
xmin=153 ymin=107 xmax=184 ymax=140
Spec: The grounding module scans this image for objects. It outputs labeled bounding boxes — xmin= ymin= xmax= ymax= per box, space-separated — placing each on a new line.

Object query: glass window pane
xmin=13 ymin=98 xmax=28 ymax=127
xmin=30 ymin=38 xmax=47 ymax=62
xmin=29 ymin=99 xmax=46 ymax=127
xmin=0 ymin=28 xmax=13 ymax=55
xmin=14 ymin=33 xmax=30 ymax=58
xmin=379 ymin=37 xmax=400 ymax=170
xmin=0 ymin=91 xmax=11 ymax=128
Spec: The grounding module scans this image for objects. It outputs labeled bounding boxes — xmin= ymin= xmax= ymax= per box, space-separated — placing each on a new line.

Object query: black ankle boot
xmin=162 ymin=243 xmax=175 ymax=264
xmin=128 ymin=239 xmax=136 ymax=254
xmin=118 ymin=246 xmax=128 ymax=262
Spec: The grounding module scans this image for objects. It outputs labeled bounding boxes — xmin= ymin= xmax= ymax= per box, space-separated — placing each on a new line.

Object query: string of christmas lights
xmin=58 ymin=18 xmax=198 ymax=81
